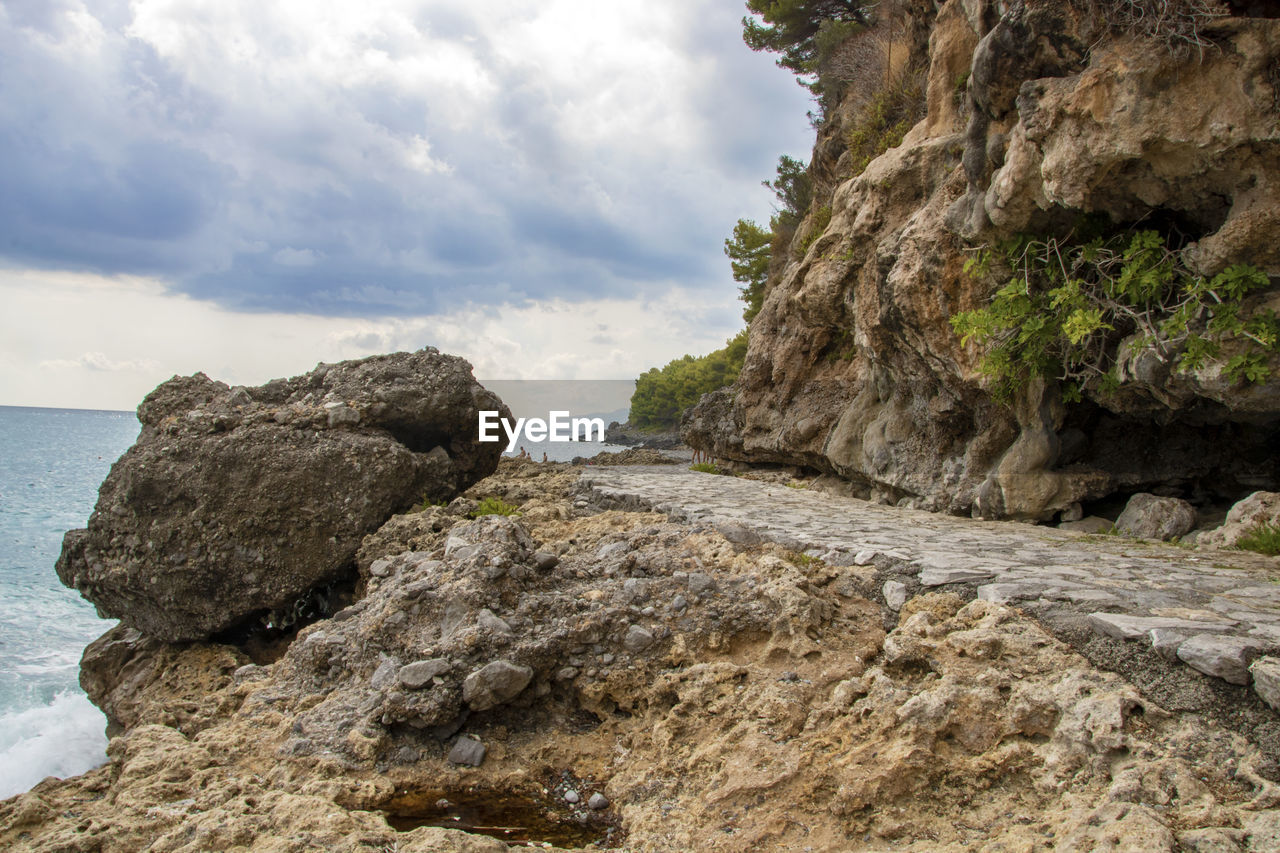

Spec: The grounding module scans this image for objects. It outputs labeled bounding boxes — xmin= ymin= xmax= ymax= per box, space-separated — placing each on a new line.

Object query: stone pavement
xmin=577 ymin=465 xmax=1280 ymax=710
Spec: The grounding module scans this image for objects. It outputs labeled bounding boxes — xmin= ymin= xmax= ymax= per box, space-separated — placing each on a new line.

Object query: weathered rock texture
xmin=1201 ymin=490 xmax=1280 ymax=548
xmin=686 ymin=1 xmax=1280 ymax=520
xmin=6 ymin=460 xmax=1280 ymax=851
xmin=56 ymin=349 xmax=509 ymax=642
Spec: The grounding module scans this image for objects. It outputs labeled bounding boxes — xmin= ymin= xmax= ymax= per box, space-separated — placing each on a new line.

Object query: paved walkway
xmin=578 ymin=465 xmax=1280 ymax=707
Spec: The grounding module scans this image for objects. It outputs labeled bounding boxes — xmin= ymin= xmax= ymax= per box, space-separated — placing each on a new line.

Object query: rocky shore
xmin=5 ymin=442 xmax=1280 ymax=850
xmin=601 ymin=421 xmax=685 ymax=452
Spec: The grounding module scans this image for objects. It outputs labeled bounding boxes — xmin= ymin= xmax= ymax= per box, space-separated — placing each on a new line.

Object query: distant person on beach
xmin=542 ymin=452 xmax=548 ymax=462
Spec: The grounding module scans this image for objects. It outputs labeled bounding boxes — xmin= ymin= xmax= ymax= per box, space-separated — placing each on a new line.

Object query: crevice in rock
xmin=211 ymin=569 xmax=359 ymax=664
xmin=1059 ymin=402 xmax=1280 ymax=512
xmin=381 ymin=422 xmax=454 ymax=455
xmin=1226 ymin=1 xmax=1280 ymax=19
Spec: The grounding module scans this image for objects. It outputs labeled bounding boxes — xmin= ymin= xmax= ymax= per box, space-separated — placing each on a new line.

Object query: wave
xmin=0 ymin=692 xmax=108 ymax=799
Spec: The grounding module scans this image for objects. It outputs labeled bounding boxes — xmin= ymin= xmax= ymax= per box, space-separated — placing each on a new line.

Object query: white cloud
xmin=39 ymin=351 xmax=161 ymax=372
xmin=0 ymin=0 xmax=814 ymax=408
xmin=272 ymin=247 xmax=320 ymax=267
xmin=0 ymin=268 xmax=741 ymax=409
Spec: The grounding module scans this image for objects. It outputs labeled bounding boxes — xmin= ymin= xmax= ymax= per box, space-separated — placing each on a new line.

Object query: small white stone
xmin=1249 ymin=656 xmax=1280 ymax=711
xmin=882 ymin=580 xmax=907 ymax=611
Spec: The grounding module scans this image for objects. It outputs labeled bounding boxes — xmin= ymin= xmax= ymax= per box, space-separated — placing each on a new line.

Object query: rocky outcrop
xmin=6 ymin=460 xmax=1280 ymax=851
xmin=686 ymin=1 xmax=1280 ymax=520
xmin=602 ymin=421 xmax=684 ymax=449
xmin=56 ymin=349 xmax=509 ymax=642
xmin=1201 ymin=490 xmax=1280 ymax=548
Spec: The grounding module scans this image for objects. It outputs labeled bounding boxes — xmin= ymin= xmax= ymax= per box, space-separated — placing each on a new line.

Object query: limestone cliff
xmin=686 ymin=0 xmax=1280 ymax=520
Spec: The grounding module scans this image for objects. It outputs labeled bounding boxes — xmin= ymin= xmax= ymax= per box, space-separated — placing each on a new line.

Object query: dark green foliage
xmin=763 ymin=154 xmax=813 ymax=231
xmin=951 ymin=229 xmax=1279 ymax=402
xmin=470 ymin=496 xmax=521 ymax=518
xmin=725 ymin=219 xmax=772 ymax=323
xmin=1236 ymin=522 xmax=1280 ymax=557
xmin=785 ymin=550 xmax=825 ymax=568
xmin=630 ymin=332 xmax=749 ymax=430
xmin=743 ymin=0 xmax=873 ymax=87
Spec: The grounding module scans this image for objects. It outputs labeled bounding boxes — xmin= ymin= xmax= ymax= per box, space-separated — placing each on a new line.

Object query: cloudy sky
xmin=0 ymin=0 xmax=813 ymax=410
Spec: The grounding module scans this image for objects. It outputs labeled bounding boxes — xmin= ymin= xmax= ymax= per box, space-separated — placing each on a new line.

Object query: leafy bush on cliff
xmin=630 ymin=332 xmax=748 ymax=430
xmin=951 ymin=229 xmax=1279 ymax=402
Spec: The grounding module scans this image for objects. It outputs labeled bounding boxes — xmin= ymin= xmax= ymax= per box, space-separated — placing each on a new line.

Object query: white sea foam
xmin=0 ymin=692 xmax=109 ymax=799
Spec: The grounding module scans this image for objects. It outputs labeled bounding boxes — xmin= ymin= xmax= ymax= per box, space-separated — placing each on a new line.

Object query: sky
xmin=0 ymin=0 xmax=814 ymax=410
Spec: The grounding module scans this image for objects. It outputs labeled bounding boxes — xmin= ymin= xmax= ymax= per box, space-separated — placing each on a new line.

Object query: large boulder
xmin=1115 ymin=493 xmax=1198 ymax=541
xmin=56 ymin=349 xmax=509 ymax=642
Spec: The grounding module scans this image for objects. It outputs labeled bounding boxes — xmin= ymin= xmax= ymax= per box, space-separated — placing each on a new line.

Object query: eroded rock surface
xmin=6 ymin=460 xmax=1280 ymax=851
xmin=56 ymin=349 xmax=508 ymax=642
xmin=685 ymin=1 xmax=1280 ymax=520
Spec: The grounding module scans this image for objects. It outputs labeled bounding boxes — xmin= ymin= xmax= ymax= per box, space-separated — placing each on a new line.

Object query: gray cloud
xmin=0 ymin=0 xmax=814 ymax=318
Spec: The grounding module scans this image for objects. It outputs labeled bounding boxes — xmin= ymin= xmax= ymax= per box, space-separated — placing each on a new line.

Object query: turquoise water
xmin=0 ymin=406 xmax=139 ymax=798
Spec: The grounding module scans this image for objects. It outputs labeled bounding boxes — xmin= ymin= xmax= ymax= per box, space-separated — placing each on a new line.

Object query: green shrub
xmin=845 ymin=68 xmax=926 ymax=178
xmin=951 ymin=229 xmax=1278 ymax=403
xmin=470 ymin=496 xmax=521 ymax=518
xmin=795 ymin=205 xmax=833 ymax=258
xmin=690 ymin=462 xmax=736 ymax=476
xmin=1236 ymin=522 xmax=1280 ymax=557
xmin=786 ymin=551 xmax=825 ymax=569
xmin=414 ymin=496 xmax=448 ymax=512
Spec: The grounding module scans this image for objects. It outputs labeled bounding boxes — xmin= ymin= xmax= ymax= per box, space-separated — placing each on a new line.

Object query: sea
xmin=0 ymin=404 xmax=632 ymax=800
xmin=0 ymin=406 xmax=139 ymax=799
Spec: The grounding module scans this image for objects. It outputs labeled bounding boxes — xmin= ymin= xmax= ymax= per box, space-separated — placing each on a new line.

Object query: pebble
xmin=462 ymin=660 xmax=534 ymax=710
xmin=687 ymin=572 xmax=716 ymax=594
xmin=398 ymin=658 xmax=450 ymax=690
xmin=447 ymin=736 xmax=486 ymax=767
xmin=882 ymin=580 xmax=907 ymax=612
xmin=477 ymin=608 xmax=513 ymax=635
xmin=564 ymin=790 xmax=581 ymax=804
xmin=588 ymin=792 xmax=610 ymax=810
xmin=623 ymin=625 xmax=655 ymax=653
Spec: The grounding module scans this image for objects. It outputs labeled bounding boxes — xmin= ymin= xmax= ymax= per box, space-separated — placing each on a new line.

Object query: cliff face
xmin=686 ymin=1 xmax=1280 ymax=520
